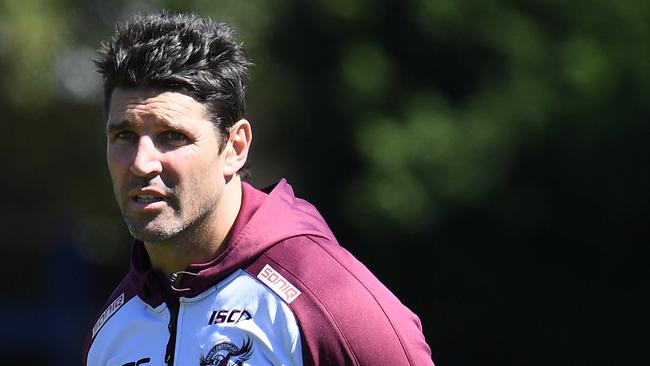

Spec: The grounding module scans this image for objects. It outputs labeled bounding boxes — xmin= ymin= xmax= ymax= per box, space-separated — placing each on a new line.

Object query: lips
xmin=127 ymin=187 xmax=168 ymax=211
xmin=134 ymin=194 xmax=164 ymax=203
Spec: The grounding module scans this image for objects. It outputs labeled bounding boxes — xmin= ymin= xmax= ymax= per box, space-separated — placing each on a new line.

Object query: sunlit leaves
xmin=0 ymin=0 xmax=70 ymax=108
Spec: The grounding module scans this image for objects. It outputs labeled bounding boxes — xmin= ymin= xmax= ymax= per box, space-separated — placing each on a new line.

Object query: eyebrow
xmin=106 ymin=120 xmax=132 ymax=134
xmin=106 ymin=118 xmax=193 ymax=135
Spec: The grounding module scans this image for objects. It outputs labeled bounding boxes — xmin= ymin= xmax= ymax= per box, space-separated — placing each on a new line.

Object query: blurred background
xmin=0 ymin=0 xmax=648 ymax=364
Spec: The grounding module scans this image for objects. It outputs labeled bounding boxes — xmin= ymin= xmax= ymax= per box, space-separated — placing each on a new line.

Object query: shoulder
xmin=82 ymin=273 xmax=140 ymax=365
xmin=246 ymin=235 xmax=434 ymax=365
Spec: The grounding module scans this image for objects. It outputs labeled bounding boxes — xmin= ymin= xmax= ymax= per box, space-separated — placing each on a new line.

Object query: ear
xmin=223 ymin=119 xmax=252 ymax=176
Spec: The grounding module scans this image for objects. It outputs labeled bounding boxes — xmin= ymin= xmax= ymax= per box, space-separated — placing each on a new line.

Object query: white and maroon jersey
xmin=84 ymin=180 xmax=434 ymax=366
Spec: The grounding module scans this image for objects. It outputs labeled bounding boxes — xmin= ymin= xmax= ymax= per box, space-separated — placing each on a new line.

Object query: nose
xmin=131 ymin=136 xmax=163 ymax=177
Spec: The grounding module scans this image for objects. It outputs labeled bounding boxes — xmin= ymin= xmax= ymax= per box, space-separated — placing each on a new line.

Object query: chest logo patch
xmin=257 ymin=264 xmax=301 ymax=304
xmin=200 ymin=337 xmax=253 ymax=366
xmin=92 ymin=292 xmax=125 ymax=337
xmin=208 ymin=309 xmax=252 ymax=325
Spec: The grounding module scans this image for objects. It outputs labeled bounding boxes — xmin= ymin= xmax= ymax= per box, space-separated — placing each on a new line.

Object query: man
xmin=84 ymin=12 xmax=434 ymax=366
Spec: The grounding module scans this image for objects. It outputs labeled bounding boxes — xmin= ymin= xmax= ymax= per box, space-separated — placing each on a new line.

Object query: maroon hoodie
xmin=84 ymin=179 xmax=434 ymax=365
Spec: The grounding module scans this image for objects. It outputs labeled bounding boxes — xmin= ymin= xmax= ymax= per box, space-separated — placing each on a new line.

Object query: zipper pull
xmin=168 ymin=270 xmax=198 ymax=292
xmin=169 ymin=272 xmax=179 ymax=285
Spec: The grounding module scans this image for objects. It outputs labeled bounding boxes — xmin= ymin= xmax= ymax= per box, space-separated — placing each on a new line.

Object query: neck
xmin=144 ymin=175 xmax=243 ymax=277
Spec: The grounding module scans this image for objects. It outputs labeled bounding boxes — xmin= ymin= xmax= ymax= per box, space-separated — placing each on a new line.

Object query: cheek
xmin=107 ymin=145 xmax=131 ymax=170
xmin=183 ymin=159 xmax=218 ymax=187
xmin=180 ymin=157 xmax=224 ymax=196
xmin=106 ymin=147 xmax=133 ymax=186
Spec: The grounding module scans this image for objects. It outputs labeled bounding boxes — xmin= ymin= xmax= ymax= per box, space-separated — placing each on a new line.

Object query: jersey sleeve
xmin=246 ymin=235 xmax=434 ymax=365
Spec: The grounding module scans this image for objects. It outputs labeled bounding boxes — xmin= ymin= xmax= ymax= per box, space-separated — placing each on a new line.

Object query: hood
xmin=128 ymin=179 xmax=336 ymax=304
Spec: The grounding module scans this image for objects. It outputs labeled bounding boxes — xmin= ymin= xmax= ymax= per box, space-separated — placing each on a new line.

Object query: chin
xmin=126 ymin=220 xmax=184 ymax=243
xmin=131 ymin=230 xmax=175 ymax=243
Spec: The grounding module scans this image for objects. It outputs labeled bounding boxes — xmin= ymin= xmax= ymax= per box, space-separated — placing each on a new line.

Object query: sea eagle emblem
xmin=200 ymin=337 xmax=253 ymax=366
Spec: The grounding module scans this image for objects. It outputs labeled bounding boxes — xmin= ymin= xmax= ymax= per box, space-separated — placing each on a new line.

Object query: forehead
xmin=107 ymin=88 xmax=209 ymax=127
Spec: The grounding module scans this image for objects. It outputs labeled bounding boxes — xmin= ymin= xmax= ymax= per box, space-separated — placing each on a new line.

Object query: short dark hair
xmin=95 ymin=12 xmax=252 ymax=152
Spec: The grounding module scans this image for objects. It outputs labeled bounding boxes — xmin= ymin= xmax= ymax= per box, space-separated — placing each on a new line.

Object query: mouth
xmin=127 ymin=188 xmax=168 ymax=211
xmin=133 ymin=194 xmax=165 ymax=204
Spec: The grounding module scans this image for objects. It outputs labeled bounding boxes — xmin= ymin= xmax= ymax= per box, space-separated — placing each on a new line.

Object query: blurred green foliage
xmin=0 ymin=0 xmax=69 ymax=107
xmin=0 ymin=1 xmax=648 ymax=364
xmin=0 ymin=0 xmax=647 ymax=264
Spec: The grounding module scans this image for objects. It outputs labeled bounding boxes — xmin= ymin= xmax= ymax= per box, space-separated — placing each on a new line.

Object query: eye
xmin=161 ymin=131 xmax=189 ymax=146
xmin=112 ymin=130 xmax=138 ymax=143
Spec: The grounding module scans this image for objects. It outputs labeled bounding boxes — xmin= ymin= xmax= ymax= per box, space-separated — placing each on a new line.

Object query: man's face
xmin=106 ymin=88 xmax=228 ymax=242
